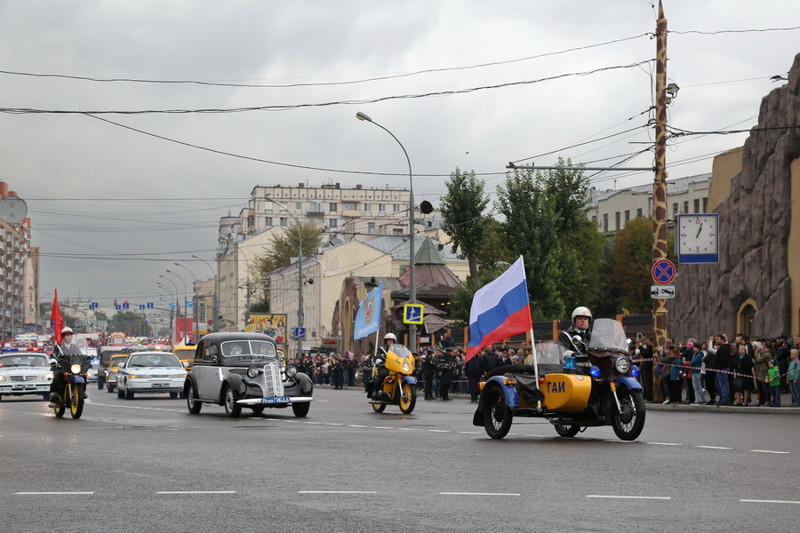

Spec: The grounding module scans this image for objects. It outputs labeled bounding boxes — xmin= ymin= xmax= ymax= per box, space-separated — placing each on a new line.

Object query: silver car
xmin=116 ymin=351 xmax=187 ymax=400
xmin=0 ymin=353 xmax=53 ymax=401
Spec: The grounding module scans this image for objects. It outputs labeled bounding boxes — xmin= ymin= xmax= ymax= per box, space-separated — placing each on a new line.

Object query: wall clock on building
xmin=0 ymin=196 xmax=28 ymax=223
xmin=677 ymin=213 xmax=719 ymax=264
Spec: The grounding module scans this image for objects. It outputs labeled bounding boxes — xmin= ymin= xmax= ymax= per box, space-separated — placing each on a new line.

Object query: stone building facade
xmin=671 ymin=53 xmax=800 ymax=340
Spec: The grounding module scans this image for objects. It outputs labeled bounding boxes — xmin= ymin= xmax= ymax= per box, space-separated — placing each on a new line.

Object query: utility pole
xmin=652 ymin=0 xmax=670 ymax=349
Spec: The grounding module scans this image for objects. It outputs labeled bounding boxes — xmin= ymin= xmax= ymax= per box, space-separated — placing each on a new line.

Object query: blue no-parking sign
xmin=652 ymin=259 xmax=676 ymax=285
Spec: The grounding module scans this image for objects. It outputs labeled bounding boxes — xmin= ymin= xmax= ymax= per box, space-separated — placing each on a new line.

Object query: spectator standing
xmin=497 ymin=349 xmax=512 ymax=367
xmin=775 ymin=335 xmax=791 ymax=393
xmin=638 ymin=336 xmax=654 ymax=402
xmin=690 ymin=343 xmax=706 ymax=404
xmin=702 ymin=337 xmax=717 ymax=404
xmin=440 ymin=329 xmax=455 ymax=349
xmin=713 ymin=334 xmax=733 ymax=406
xmin=423 ymin=349 xmax=437 ymax=400
xmin=341 ymin=354 xmax=351 ymax=388
xmin=681 ymin=341 xmax=696 ymax=404
xmin=788 ymin=349 xmax=800 ymax=407
xmin=753 ymin=341 xmax=772 ymax=406
xmin=436 ymin=348 xmax=455 ymax=400
xmin=767 ymin=359 xmax=781 ymax=407
xmin=732 ymin=344 xmax=754 ymax=406
xmin=330 ymin=355 xmax=343 ymax=390
xmin=480 ymin=345 xmax=499 ymax=379
xmin=465 ymin=352 xmax=482 ymax=403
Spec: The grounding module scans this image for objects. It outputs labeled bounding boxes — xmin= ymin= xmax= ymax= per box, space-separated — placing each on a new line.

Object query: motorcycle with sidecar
xmin=473 ymin=318 xmax=646 ymax=440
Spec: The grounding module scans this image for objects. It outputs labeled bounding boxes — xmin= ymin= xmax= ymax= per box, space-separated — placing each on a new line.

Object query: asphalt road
xmin=2 ymin=385 xmax=799 ymax=532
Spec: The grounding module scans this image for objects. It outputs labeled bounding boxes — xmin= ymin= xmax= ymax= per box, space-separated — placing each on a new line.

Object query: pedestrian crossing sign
xmin=403 ymin=303 xmax=424 ymax=325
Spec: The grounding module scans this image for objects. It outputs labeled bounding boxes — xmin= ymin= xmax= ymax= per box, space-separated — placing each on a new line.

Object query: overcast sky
xmin=1 ymin=0 xmax=798 ymax=312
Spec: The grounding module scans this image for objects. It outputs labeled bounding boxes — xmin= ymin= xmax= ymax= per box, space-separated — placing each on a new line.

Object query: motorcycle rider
xmin=436 ymin=348 xmax=456 ymax=400
xmin=48 ymin=327 xmax=81 ymax=407
xmin=558 ymin=306 xmax=593 ymax=355
xmin=371 ymin=333 xmax=397 ymax=399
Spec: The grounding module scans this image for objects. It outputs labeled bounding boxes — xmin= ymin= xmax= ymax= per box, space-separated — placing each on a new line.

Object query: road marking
xmin=15 ymin=491 xmax=95 ymax=495
xmin=587 ymin=495 xmax=671 ymax=500
xmin=426 ymin=429 xmax=449 ymax=433
xmin=371 ymin=426 xmax=393 ymax=429
xmin=347 ymin=424 xmax=368 ymax=428
xmin=155 ymin=491 xmax=236 ymax=494
xmin=649 ymin=442 xmax=682 ymax=446
xmin=741 ymin=499 xmax=800 ymax=505
xmin=87 ymin=402 xmax=184 ymax=413
xmin=749 ymin=449 xmax=790 ymax=454
xmin=695 ymin=445 xmax=732 ymax=450
xmin=303 ymin=421 xmax=322 ymax=425
xmin=458 ymin=431 xmax=481 ymax=435
xmin=298 ymin=491 xmax=377 ymax=494
xmin=396 ymin=427 xmax=420 ymax=431
xmin=440 ymin=492 xmax=520 ymax=496
xmin=323 ymin=422 xmax=343 ymax=426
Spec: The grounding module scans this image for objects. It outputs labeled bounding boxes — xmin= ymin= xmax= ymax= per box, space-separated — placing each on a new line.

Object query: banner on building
xmin=249 ymin=314 xmax=287 ymax=344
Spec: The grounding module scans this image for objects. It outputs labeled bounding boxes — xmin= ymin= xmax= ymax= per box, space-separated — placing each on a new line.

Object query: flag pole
xmin=529 ymin=325 xmax=540 ymax=409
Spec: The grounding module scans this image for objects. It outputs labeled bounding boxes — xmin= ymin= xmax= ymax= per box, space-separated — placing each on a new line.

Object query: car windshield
xmin=220 ymin=340 xmax=276 ymax=357
xmin=587 ymin=319 xmax=629 ymax=351
xmin=126 ymin=354 xmax=183 ymax=368
xmin=110 ymin=356 xmax=128 ymax=367
xmin=0 ymin=354 xmax=49 ymax=368
xmin=173 ymin=348 xmax=195 ymax=361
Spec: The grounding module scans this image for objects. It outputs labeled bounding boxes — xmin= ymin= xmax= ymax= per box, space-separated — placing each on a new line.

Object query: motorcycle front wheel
xmin=612 ymin=389 xmax=646 ymax=441
xmin=69 ymin=383 xmax=84 ymax=419
xmin=399 ymin=382 xmax=416 ymax=414
xmin=482 ymin=385 xmax=513 ymax=439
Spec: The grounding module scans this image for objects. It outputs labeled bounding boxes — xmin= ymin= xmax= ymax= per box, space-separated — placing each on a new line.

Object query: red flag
xmin=50 ymin=290 xmax=64 ymax=344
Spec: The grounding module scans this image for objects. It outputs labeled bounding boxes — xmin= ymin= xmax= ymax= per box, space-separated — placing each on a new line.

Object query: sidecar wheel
xmin=554 ymin=424 xmax=581 ymax=438
xmin=612 ymin=389 xmax=646 ymax=441
xmin=482 ymin=385 xmax=513 ymax=439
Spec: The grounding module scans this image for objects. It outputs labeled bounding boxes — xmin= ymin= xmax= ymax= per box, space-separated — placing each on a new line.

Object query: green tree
xmin=109 ymin=311 xmax=151 ymax=337
xmin=439 ymin=168 xmax=491 ymax=281
xmin=251 ymin=222 xmax=324 ymax=312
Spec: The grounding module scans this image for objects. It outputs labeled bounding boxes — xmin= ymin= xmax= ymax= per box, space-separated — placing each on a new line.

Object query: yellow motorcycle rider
xmin=371 ymin=333 xmax=396 ymax=400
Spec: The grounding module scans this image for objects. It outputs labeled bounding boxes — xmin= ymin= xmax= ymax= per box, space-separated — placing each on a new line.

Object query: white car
xmin=0 ymin=353 xmax=53 ymax=401
xmin=116 ymin=351 xmax=187 ymax=400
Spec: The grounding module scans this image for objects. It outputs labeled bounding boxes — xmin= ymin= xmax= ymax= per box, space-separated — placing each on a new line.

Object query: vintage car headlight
xmin=70 ymin=363 xmax=82 ymax=374
xmin=401 ymin=362 xmax=412 ymax=374
xmin=285 ymin=366 xmax=297 ymax=378
xmin=615 ymin=357 xmax=631 ymax=374
xmin=246 ymin=366 xmax=260 ymax=379
xmin=0 ymin=375 xmax=7 ymax=382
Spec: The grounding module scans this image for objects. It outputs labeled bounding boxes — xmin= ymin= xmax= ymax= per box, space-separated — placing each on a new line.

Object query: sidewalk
xmin=646 ymin=392 xmax=800 ymax=414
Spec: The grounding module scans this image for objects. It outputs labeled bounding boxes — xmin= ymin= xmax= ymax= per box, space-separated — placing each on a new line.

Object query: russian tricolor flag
xmin=465 ymin=256 xmax=532 ymax=362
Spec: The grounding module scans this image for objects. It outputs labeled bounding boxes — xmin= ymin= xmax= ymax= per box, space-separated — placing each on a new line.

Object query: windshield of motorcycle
xmin=587 ymin=319 xmax=628 ymax=352
xmin=388 ymin=345 xmax=412 ymax=359
xmin=525 ymin=342 xmax=569 ymax=374
xmin=59 ymin=336 xmax=90 ymax=357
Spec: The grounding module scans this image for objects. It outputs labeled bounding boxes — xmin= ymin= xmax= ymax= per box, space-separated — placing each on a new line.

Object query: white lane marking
xmin=742 ymin=499 xmax=800 ymax=504
xmin=587 ymin=495 xmax=671 ymax=500
xmin=396 ymin=427 xmax=420 ymax=431
xmin=15 ymin=492 xmax=95 ymax=495
xmin=440 ymin=492 xmax=520 ymax=496
xmin=298 ymin=491 xmax=377 ymax=494
xmin=303 ymin=421 xmax=322 ymax=425
xmin=458 ymin=431 xmax=481 ymax=435
xmin=371 ymin=426 xmax=393 ymax=429
xmin=84 ymin=402 xmax=184 ymax=413
xmin=426 ymin=429 xmax=449 ymax=433
xmin=648 ymin=442 xmax=683 ymax=446
xmin=347 ymin=424 xmax=368 ymax=428
xmin=323 ymin=423 xmax=343 ymax=426
xmin=749 ymin=449 xmax=791 ymax=454
xmin=695 ymin=445 xmax=733 ymax=450
xmin=156 ymin=491 xmax=236 ymax=494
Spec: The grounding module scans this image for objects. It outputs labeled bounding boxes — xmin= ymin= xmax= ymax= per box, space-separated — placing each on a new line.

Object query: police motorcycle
xmin=473 ymin=318 xmax=645 ymax=440
xmin=50 ymin=336 xmax=92 ymax=419
xmin=369 ymin=344 xmax=417 ymax=414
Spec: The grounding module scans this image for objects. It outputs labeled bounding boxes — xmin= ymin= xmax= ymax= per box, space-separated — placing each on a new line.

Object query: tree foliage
xmin=494 ymin=159 xmax=604 ymax=320
xmin=439 ymin=168 xmax=490 ymax=280
xmin=109 ymin=311 xmax=151 ymax=337
xmin=251 ymin=222 xmax=324 ymax=312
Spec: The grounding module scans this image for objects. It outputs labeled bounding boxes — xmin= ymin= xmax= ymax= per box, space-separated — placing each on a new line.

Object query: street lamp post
xmin=157 ymin=284 xmax=175 ymax=338
xmin=192 ymin=254 xmax=218 ymax=333
xmin=174 ymin=262 xmax=199 ymax=342
xmin=165 ymin=270 xmax=189 ymax=342
xmin=356 ymin=111 xmax=417 ymax=351
xmin=158 ymin=276 xmax=180 ymax=342
xmin=265 ymin=197 xmax=304 ymax=359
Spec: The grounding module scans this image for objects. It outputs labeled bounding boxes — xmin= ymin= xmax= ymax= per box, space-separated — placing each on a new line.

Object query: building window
xmin=673 ymin=203 xmax=679 ymax=217
xmin=379 ymin=204 xmax=386 ymax=212
xmin=393 ymin=204 xmax=400 ymax=212
xmin=309 ymin=202 xmax=322 ymax=212
xmin=344 ymin=202 xmax=357 ymax=210
xmin=591 ymin=216 xmax=597 ymax=225
xmin=703 ymin=197 xmax=708 ymax=212
xmin=329 ymin=203 xmax=337 ymax=212
xmin=603 ymin=214 xmax=608 ymax=232
xmin=264 ymin=217 xmax=273 ymax=226
xmin=693 ymin=198 xmax=700 ymax=213
xmin=392 ymin=228 xmax=403 ymax=235
xmin=328 ymin=218 xmax=338 ymax=228
xmin=683 ymin=201 xmax=689 ymax=214
xmin=615 ymin=212 xmax=621 ymax=230
xmin=624 ymin=210 xmax=630 ymax=223
xmin=636 ymin=208 xmax=643 ymax=217
xmin=368 ymin=222 xmax=375 ymax=234
xmin=364 ymin=203 xmax=371 ymax=212
xmin=280 ymin=217 xmax=288 ymax=227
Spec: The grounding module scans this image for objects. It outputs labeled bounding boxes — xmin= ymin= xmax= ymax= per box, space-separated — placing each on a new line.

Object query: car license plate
xmin=152 ymin=383 xmax=170 ymax=388
xmin=261 ymin=396 xmax=290 ymax=405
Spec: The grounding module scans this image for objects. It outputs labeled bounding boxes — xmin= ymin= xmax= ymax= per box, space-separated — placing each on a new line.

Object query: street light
xmin=192 ymin=254 xmax=218 ymax=333
xmin=158 ymin=276 xmax=180 ymax=341
xmin=356 ymin=111 xmax=417 ymax=351
xmin=264 ymin=197 xmax=304 ymax=359
xmin=174 ymin=262 xmax=199 ymax=342
xmin=166 ymin=269 xmax=189 ymax=342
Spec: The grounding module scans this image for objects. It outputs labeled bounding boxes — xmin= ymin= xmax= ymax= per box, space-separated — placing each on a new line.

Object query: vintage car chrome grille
xmin=10 ymin=375 xmax=38 ymax=382
xmin=259 ymin=363 xmax=284 ymax=398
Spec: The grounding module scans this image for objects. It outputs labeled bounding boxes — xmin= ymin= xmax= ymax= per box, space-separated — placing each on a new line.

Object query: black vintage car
xmin=183 ymin=332 xmax=313 ymax=418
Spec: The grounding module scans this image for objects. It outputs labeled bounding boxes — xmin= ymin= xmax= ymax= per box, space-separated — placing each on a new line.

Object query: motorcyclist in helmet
xmin=558 ymin=307 xmax=593 ymax=356
xmin=371 ymin=333 xmax=397 ymax=400
xmin=48 ymin=327 xmax=81 ymax=407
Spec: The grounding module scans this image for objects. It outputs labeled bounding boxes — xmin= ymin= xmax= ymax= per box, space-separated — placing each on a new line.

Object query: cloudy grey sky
xmin=1 ymin=0 xmax=798 ymax=310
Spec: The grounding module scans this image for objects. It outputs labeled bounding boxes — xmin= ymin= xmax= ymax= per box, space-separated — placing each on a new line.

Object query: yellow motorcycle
xmin=370 ymin=344 xmax=417 ymax=414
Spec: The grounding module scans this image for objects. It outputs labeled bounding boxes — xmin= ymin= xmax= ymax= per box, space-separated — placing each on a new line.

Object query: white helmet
xmin=571 ymin=306 xmax=592 ymax=321
xmin=61 ymin=326 xmax=74 ymax=336
xmin=384 ymin=333 xmax=397 ymax=342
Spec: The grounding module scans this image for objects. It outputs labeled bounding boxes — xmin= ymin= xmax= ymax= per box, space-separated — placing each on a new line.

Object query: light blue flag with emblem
xmin=354 ymin=283 xmax=383 ymax=340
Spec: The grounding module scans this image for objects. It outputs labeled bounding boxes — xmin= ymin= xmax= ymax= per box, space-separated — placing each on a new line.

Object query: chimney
xmin=298 ymin=183 xmax=305 ymax=188
xmin=356 ymin=184 xmax=362 ymax=190
xmin=0 ymin=181 xmax=8 ymax=197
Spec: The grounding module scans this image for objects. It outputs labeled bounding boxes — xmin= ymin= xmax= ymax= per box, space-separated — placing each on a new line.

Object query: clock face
xmin=678 ymin=214 xmax=718 ymax=254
